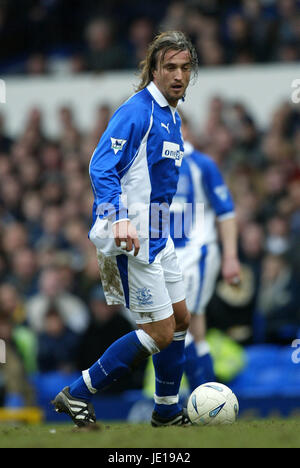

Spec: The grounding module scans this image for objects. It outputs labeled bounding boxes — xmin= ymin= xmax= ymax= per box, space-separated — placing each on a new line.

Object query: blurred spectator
xmin=26 ymin=266 xmax=89 ymax=334
xmin=76 ymin=286 xmax=147 ymax=393
xmin=57 ymin=105 xmax=82 ymax=153
xmin=277 ymin=39 xmax=300 ymax=62
xmin=18 ymin=157 xmax=41 ymax=191
xmin=37 ymin=205 xmax=68 ymax=250
xmin=224 ymin=13 xmax=254 ymax=64
xmin=0 ymin=283 xmax=26 ymax=324
xmin=76 ymin=249 xmax=103 ymax=302
xmin=256 ymin=253 xmax=300 ymax=343
xmin=1 ymin=0 xmax=300 ymax=74
xmin=259 ymin=164 xmax=288 ymax=220
xmin=241 ymin=0 xmax=276 ymax=62
xmin=127 ymin=17 xmax=154 ymax=69
xmin=275 ymin=0 xmax=300 ymax=47
xmin=21 ymin=191 xmax=44 ymax=245
xmin=196 ymin=36 xmax=225 ymax=66
xmin=84 ymin=17 xmax=128 ymax=72
xmin=159 ymin=1 xmax=187 ymax=32
xmin=288 ymin=170 xmax=300 ymax=276
xmin=90 ymin=104 xmax=112 ymax=142
xmin=8 ymin=248 xmax=39 ymax=299
xmin=41 ymin=141 xmax=62 ymax=172
xmin=265 ymin=215 xmax=291 ymax=255
xmin=0 ymin=114 xmax=13 ymax=153
xmin=0 ymin=314 xmax=36 ymax=407
xmin=63 ymin=217 xmax=90 ymax=268
xmin=206 ymin=263 xmax=256 ymax=345
xmin=2 ymin=223 xmax=28 ymax=255
xmin=0 ymin=176 xmax=23 ymax=221
xmin=26 ymin=53 xmax=49 ymax=75
xmin=37 ymin=302 xmax=81 ymax=373
xmin=239 ymin=222 xmax=265 ymax=299
xmin=68 ymin=53 xmax=87 ymax=74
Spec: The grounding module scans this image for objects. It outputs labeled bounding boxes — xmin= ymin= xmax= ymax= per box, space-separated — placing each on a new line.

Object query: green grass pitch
xmin=0 ymin=419 xmax=299 ymax=448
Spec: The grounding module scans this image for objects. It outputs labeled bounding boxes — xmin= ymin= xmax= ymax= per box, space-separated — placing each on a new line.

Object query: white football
xmin=187 ymin=382 xmax=239 ymax=425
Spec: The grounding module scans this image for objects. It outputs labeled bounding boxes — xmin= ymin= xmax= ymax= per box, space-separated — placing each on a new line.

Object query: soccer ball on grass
xmin=187 ymin=382 xmax=239 ymax=425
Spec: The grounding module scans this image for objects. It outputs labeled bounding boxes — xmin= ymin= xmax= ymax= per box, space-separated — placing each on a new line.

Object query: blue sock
xmin=152 ymin=331 xmax=186 ymax=418
xmin=184 ymin=340 xmax=216 ymax=391
xmin=69 ymin=331 xmax=154 ymax=400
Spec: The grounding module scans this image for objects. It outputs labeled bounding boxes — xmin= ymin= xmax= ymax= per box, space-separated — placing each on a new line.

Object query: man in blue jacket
xmin=53 ymin=31 xmax=198 ymax=427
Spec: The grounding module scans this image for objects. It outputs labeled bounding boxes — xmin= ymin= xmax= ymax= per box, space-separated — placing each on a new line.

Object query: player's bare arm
xmin=217 ymin=216 xmax=241 ymax=285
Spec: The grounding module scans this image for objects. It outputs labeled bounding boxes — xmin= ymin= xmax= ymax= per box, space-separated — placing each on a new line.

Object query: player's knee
xmin=149 ymin=325 xmax=175 ymax=351
xmin=176 ymin=310 xmax=191 ymax=332
xmin=157 ymin=330 xmax=175 ymax=350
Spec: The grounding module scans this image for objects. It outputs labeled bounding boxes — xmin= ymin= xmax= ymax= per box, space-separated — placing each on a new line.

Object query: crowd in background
xmin=0 ymin=91 xmax=299 ymax=403
xmin=1 ymin=0 xmax=300 ymax=74
xmin=0 ymin=0 xmax=300 ymax=406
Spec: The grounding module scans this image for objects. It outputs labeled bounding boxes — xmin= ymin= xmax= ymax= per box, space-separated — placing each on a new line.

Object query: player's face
xmin=153 ymin=49 xmax=192 ymax=107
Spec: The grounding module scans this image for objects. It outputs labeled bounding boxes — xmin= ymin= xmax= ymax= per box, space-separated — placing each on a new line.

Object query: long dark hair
xmin=136 ymin=31 xmax=198 ymax=92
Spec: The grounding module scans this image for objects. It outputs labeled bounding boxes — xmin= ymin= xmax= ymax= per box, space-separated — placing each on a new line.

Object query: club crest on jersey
xmin=136 ymin=287 xmax=153 ymax=306
xmin=162 ymin=141 xmax=183 ymax=167
xmin=111 ymin=138 xmax=127 ymax=155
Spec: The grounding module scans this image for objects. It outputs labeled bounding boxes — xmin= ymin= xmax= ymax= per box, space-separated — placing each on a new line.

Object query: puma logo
xmin=161 ymin=122 xmax=170 ymax=133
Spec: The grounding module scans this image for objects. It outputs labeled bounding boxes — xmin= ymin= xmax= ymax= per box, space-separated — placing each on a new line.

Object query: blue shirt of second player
xmin=170 ymin=142 xmax=235 ymax=249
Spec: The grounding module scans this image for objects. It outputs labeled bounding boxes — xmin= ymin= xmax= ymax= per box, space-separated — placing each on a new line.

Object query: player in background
xmin=53 ymin=31 xmax=198 ymax=427
xmin=170 ymin=117 xmax=241 ymax=391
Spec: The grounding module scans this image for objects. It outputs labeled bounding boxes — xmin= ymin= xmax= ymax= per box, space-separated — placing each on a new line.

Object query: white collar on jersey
xmin=147 ymin=81 xmax=170 ymax=108
xmin=147 ymin=81 xmax=177 ymax=122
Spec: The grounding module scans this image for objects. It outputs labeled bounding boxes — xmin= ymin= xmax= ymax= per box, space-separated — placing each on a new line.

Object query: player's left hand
xmin=222 ymin=257 xmax=241 ymax=286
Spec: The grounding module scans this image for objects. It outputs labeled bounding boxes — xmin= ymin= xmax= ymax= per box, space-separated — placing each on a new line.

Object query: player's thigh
xmin=196 ymin=244 xmax=221 ymax=314
xmin=189 ymin=314 xmax=206 ymax=342
xmin=177 ymin=244 xmax=221 ymax=316
xmin=159 ymin=239 xmax=190 ymax=331
xmin=160 ymin=237 xmax=186 ymax=304
xmin=97 ymin=250 xmax=173 ymax=327
xmin=172 ymin=299 xmax=190 ymax=332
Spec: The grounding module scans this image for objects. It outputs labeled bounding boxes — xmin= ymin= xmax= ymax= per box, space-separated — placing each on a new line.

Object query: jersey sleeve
xmin=201 ymin=157 xmax=235 ymax=220
xmin=89 ymin=102 xmax=148 ymax=223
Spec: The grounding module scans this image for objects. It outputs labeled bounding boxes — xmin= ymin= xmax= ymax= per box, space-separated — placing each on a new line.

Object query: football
xmin=187 ymin=382 xmax=239 ymax=425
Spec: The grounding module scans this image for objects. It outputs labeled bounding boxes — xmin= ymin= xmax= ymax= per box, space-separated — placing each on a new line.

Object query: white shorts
xmin=176 ymin=242 xmax=221 ymax=315
xmin=97 ymin=237 xmax=186 ymax=324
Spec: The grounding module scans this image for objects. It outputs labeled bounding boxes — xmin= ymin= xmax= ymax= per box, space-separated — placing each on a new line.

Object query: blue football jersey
xmin=170 ymin=142 xmax=235 ymax=249
xmin=89 ymin=82 xmax=184 ymax=263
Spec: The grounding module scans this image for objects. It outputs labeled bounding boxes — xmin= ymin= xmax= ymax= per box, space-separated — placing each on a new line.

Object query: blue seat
xmin=30 ymin=371 xmax=81 ymax=404
xmin=230 ymin=345 xmax=294 ymax=398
